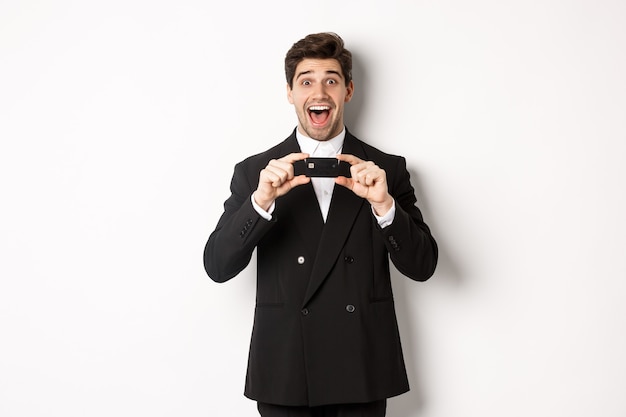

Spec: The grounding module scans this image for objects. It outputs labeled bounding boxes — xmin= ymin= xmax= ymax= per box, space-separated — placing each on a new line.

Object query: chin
xmin=311 ymin=125 xmax=339 ymax=140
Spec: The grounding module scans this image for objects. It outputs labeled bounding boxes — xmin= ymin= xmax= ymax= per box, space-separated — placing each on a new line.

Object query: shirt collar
xmin=296 ymin=127 xmax=346 ymax=156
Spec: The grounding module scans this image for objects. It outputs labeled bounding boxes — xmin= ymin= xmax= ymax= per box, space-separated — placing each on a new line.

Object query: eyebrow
xmin=295 ymin=69 xmax=342 ymax=81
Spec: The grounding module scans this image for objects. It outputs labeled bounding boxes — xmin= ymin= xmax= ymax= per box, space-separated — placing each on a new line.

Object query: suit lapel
xmin=275 ymin=132 xmax=326 ymax=266
xmin=279 ymin=184 xmax=325 ymax=260
xmin=301 ymin=132 xmax=367 ymax=306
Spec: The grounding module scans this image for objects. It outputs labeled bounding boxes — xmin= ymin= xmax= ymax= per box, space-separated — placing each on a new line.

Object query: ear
xmin=344 ymin=80 xmax=354 ymax=103
xmin=287 ymin=83 xmax=294 ymax=104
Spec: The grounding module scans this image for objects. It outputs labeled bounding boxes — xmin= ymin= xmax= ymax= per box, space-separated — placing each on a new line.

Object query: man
xmin=204 ymin=32 xmax=438 ymax=417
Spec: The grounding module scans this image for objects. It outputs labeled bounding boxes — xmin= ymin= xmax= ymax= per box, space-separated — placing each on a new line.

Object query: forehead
xmin=295 ymin=58 xmax=344 ymax=79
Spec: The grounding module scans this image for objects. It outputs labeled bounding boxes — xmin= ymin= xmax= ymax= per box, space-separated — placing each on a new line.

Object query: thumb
xmin=335 ymin=176 xmax=352 ymax=189
xmin=291 ymin=175 xmax=311 ymax=187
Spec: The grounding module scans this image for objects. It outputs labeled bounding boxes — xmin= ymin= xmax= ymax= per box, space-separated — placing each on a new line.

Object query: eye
xmin=302 ymin=80 xmax=311 ymax=86
xmin=327 ymin=79 xmax=337 ymax=85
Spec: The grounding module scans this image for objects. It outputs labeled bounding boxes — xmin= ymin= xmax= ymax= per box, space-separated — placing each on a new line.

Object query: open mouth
xmin=308 ymin=105 xmax=331 ymax=126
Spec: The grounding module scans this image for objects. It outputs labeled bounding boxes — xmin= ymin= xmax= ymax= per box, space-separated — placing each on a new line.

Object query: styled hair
xmin=284 ymin=32 xmax=353 ymax=89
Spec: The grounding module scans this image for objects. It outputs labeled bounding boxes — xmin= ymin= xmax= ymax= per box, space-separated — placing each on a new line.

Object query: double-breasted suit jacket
xmin=204 ymin=129 xmax=438 ymax=407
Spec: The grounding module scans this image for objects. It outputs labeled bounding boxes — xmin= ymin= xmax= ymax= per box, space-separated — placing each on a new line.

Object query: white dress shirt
xmin=297 ymin=130 xmax=344 ymax=222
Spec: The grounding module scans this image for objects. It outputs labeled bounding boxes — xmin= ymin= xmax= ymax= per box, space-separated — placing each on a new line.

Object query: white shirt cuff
xmin=373 ymin=200 xmax=396 ymax=228
xmin=251 ymin=193 xmax=275 ymax=221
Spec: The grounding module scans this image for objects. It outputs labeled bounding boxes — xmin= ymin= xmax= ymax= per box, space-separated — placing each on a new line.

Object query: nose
xmin=312 ymin=82 xmax=329 ymax=99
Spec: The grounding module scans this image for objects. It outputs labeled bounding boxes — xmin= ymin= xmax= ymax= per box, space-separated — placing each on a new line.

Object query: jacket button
xmin=346 ymin=304 xmax=355 ymax=313
xmin=344 ymin=256 xmax=354 ymax=264
xmin=388 ymin=236 xmax=400 ymax=251
xmin=301 ymin=308 xmax=309 ymax=316
xmin=297 ymin=256 xmax=305 ymax=265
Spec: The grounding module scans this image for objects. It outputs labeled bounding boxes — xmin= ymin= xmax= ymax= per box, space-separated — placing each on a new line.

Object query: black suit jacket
xmin=204 ymin=129 xmax=437 ymax=407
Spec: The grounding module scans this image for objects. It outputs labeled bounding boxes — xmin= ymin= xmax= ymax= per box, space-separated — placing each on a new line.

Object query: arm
xmin=336 ymin=154 xmax=438 ymax=281
xmin=203 ymin=153 xmax=309 ymax=282
xmin=379 ymin=156 xmax=438 ymax=281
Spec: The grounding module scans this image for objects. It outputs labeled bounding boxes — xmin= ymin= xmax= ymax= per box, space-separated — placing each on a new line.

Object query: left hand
xmin=335 ymin=154 xmax=394 ymax=216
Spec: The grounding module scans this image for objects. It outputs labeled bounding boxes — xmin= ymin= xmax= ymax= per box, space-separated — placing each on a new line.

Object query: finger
xmin=262 ymin=160 xmax=291 ymax=184
xmin=279 ymin=152 xmax=310 ymax=164
xmin=365 ymin=171 xmax=379 ymax=186
xmin=350 ymin=161 xmax=375 ymax=182
xmin=268 ymin=157 xmax=296 ymax=170
xmin=336 ymin=153 xmax=363 ymax=166
xmin=264 ymin=165 xmax=290 ymax=186
xmin=355 ymin=166 xmax=384 ymax=187
xmin=266 ymin=161 xmax=292 ymax=178
xmin=335 ymin=175 xmax=353 ymax=190
xmin=269 ymin=153 xmax=310 ymax=179
xmin=259 ymin=169 xmax=282 ymax=188
xmin=361 ymin=167 xmax=379 ymax=186
xmin=290 ymin=175 xmax=311 ymax=188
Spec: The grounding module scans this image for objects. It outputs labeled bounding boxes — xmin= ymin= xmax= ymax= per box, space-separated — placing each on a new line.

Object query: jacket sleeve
xmin=203 ymin=161 xmax=275 ymax=283
xmin=378 ymin=156 xmax=438 ymax=281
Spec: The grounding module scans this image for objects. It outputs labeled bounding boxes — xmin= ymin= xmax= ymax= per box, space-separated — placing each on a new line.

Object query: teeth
xmin=309 ymin=105 xmax=330 ymax=111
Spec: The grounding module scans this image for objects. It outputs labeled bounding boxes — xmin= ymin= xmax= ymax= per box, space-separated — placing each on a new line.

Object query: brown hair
xmin=284 ymin=32 xmax=353 ymax=89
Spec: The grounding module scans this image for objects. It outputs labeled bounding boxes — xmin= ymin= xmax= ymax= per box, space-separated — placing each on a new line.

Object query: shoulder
xmin=346 ymin=131 xmax=407 ymax=169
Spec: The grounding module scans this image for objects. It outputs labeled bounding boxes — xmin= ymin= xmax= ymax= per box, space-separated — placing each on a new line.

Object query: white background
xmin=1 ymin=1 xmax=625 ymax=416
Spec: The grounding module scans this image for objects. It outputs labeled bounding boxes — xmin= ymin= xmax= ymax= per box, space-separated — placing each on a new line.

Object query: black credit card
xmin=293 ymin=157 xmax=351 ymax=178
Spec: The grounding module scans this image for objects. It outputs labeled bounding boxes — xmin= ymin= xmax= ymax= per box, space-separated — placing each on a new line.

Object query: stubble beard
xmin=297 ymin=109 xmax=343 ymax=142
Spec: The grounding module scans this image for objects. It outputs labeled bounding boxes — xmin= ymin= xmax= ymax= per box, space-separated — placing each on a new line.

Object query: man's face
xmin=287 ymin=58 xmax=354 ymax=141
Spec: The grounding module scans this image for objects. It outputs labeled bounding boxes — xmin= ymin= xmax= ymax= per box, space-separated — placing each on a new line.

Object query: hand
xmin=335 ymin=154 xmax=394 ymax=216
xmin=254 ymin=153 xmax=310 ymax=211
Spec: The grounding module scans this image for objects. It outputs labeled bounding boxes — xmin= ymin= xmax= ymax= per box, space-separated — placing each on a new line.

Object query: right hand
xmin=253 ymin=153 xmax=310 ymax=211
